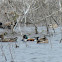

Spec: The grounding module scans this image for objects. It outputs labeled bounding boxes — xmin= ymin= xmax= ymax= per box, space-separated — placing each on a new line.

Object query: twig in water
xmin=8 ymin=43 xmax=14 ymax=62
xmin=49 ymin=37 xmax=52 ymax=48
xmin=24 ymin=41 xmax=29 ymax=47
xmin=45 ymin=19 xmax=49 ymax=35
xmin=0 ymin=41 xmax=7 ymax=62
xmin=49 ymin=17 xmax=55 ymax=33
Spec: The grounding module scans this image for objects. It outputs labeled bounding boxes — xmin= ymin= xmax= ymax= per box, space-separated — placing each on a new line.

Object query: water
xmin=0 ymin=27 xmax=62 ymax=62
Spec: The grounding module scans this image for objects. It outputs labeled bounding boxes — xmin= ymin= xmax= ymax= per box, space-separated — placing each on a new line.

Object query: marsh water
xmin=0 ymin=26 xmax=62 ymax=62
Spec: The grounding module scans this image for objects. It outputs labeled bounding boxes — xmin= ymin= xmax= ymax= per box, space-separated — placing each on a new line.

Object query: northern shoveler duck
xmin=22 ymin=35 xmax=35 ymax=41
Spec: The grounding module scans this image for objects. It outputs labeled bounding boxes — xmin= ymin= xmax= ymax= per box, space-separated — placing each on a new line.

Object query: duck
xmin=22 ymin=35 xmax=35 ymax=42
xmin=37 ymin=36 xmax=48 ymax=43
xmin=48 ymin=24 xmax=58 ymax=28
xmin=1 ymin=37 xmax=18 ymax=42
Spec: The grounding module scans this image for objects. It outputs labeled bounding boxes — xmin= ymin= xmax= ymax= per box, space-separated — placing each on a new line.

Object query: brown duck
xmin=37 ymin=36 xmax=48 ymax=43
xmin=2 ymin=37 xmax=17 ymax=42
